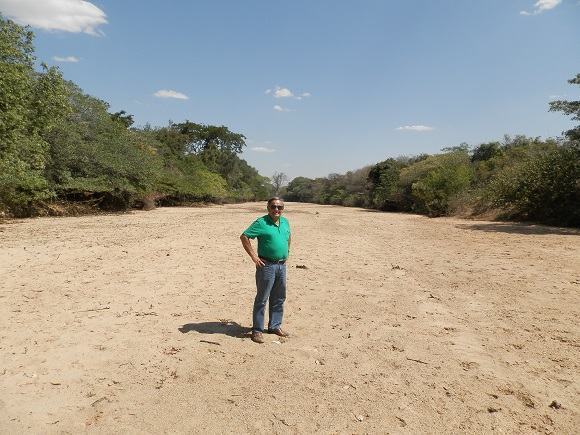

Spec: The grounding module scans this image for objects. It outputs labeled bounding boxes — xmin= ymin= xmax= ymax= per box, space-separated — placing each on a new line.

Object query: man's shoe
xmin=251 ymin=331 xmax=265 ymax=344
xmin=268 ymin=328 xmax=289 ymax=337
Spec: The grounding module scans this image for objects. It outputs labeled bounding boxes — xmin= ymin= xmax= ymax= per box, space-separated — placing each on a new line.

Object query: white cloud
xmin=396 ymin=125 xmax=434 ymax=132
xmin=251 ymin=146 xmax=276 ymax=153
xmin=535 ymin=0 xmax=561 ymax=11
xmin=153 ymin=90 xmax=189 ymax=100
xmin=266 ymin=86 xmax=312 ymax=100
xmin=0 ymin=0 xmax=107 ymax=35
xmin=53 ymin=56 xmax=79 ymax=63
xmin=274 ymin=87 xmax=294 ymax=98
xmin=273 ymin=105 xmax=293 ymax=112
xmin=520 ymin=0 xmax=561 ymax=15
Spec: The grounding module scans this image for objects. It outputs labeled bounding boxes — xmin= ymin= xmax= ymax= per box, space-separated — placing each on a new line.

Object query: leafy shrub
xmin=486 ymin=143 xmax=580 ymax=226
xmin=400 ymin=151 xmax=473 ymax=216
xmin=0 ymin=143 xmax=52 ymax=216
xmin=156 ymin=155 xmax=228 ymax=202
xmin=367 ymin=158 xmax=408 ymax=210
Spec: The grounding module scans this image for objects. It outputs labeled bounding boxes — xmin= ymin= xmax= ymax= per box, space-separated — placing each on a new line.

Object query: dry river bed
xmin=1 ymin=202 xmax=579 ymax=433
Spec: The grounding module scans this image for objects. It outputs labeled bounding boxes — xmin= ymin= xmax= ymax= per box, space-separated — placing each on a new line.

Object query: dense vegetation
xmin=0 ymin=16 xmax=271 ymax=217
xmin=1 ymin=16 xmax=578 ymax=227
xmin=285 ymin=132 xmax=580 ymax=226
xmin=285 ymin=76 xmax=580 ymax=227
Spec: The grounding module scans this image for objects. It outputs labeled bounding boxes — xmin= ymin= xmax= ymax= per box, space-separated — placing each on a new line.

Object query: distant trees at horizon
xmin=284 ymin=131 xmax=580 ymax=227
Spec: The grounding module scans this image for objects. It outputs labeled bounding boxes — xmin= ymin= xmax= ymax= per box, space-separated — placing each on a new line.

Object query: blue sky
xmin=1 ymin=0 xmax=579 ymax=179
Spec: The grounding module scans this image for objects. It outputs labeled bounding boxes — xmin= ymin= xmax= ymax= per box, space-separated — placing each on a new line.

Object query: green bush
xmin=156 ymin=155 xmax=227 ymax=201
xmin=0 ymin=143 xmax=53 ymax=216
xmin=399 ymin=151 xmax=473 ymax=216
xmin=486 ymin=143 xmax=580 ymax=226
xmin=285 ymin=176 xmax=316 ymax=202
xmin=367 ymin=158 xmax=408 ymax=210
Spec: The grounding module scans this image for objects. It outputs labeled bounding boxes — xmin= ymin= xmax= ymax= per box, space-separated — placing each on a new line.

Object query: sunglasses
xmin=269 ymin=205 xmax=284 ymax=210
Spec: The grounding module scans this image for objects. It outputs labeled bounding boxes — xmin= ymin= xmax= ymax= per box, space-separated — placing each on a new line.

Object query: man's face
xmin=268 ymin=200 xmax=284 ymax=220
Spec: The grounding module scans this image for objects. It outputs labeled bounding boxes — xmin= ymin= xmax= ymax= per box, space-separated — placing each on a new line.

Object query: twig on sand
xmin=406 ymin=357 xmax=429 ymax=365
xmin=200 ymin=340 xmax=221 ymax=346
xmin=135 ymin=311 xmax=157 ymax=316
xmin=76 ymin=306 xmax=110 ymax=313
xmin=273 ymin=413 xmax=293 ymax=426
xmin=91 ymin=396 xmax=109 ymax=407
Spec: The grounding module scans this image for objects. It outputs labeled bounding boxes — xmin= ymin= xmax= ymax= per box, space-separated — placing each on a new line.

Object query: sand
xmin=1 ymin=202 xmax=579 ymax=433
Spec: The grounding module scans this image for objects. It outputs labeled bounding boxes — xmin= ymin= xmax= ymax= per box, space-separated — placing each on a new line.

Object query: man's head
xmin=267 ymin=197 xmax=284 ymax=221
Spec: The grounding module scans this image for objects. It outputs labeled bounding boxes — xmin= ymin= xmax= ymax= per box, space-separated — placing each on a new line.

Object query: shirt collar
xmin=265 ymin=214 xmax=281 ymax=225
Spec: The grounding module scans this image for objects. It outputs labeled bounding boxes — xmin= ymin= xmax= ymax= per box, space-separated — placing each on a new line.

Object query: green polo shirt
xmin=243 ymin=215 xmax=290 ymax=260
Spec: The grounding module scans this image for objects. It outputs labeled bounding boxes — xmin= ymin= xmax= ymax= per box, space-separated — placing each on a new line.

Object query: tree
xmin=0 ymin=15 xmax=34 ymax=143
xmin=44 ymin=83 xmax=159 ymax=209
xmin=153 ymin=123 xmax=190 ymax=158
xmin=399 ymin=150 xmax=473 ymax=216
xmin=470 ymin=142 xmax=502 ymax=163
xmin=549 ymin=74 xmax=580 ymax=140
xmin=173 ymin=121 xmax=246 ymax=154
xmin=0 ymin=15 xmax=69 ymax=215
xmin=145 ymin=122 xmax=268 ymax=202
xmin=441 ymin=143 xmax=469 ymax=153
xmin=110 ymin=110 xmax=134 ymax=128
xmin=271 ymin=172 xmax=288 ymax=195
xmin=367 ymin=158 xmax=408 ymax=210
xmin=285 ymin=176 xmax=314 ymax=202
xmin=486 ymin=144 xmax=580 ymax=226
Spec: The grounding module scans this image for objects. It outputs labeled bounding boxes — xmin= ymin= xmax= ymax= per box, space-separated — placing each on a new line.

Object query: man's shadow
xmin=178 ymin=320 xmax=251 ymax=338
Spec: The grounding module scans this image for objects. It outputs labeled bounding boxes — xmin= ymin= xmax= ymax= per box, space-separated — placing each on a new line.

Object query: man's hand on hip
xmin=253 ymin=256 xmax=266 ymax=267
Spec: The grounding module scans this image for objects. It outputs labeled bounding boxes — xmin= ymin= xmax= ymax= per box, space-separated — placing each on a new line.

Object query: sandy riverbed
xmin=1 ymin=202 xmax=579 ymax=433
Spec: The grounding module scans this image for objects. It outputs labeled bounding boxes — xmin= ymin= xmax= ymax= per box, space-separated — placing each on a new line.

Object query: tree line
xmin=0 ymin=15 xmax=272 ymax=217
xmin=284 ymin=76 xmax=580 ymax=227
xmin=2 ymin=15 xmax=578 ymax=226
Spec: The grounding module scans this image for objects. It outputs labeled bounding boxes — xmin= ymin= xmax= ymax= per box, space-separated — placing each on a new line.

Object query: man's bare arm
xmin=240 ymin=234 xmax=265 ymax=267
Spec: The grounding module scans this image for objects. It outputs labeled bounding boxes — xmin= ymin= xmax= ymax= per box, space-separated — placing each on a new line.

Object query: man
xmin=240 ymin=197 xmax=291 ymax=344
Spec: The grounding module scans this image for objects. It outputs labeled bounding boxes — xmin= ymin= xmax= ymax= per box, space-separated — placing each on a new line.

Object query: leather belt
xmin=260 ymin=257 xmax=286 ymax=264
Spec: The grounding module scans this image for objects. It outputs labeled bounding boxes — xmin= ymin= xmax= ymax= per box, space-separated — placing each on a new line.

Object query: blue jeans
xmin=253 ymin=263 xmax=287 ymax=332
